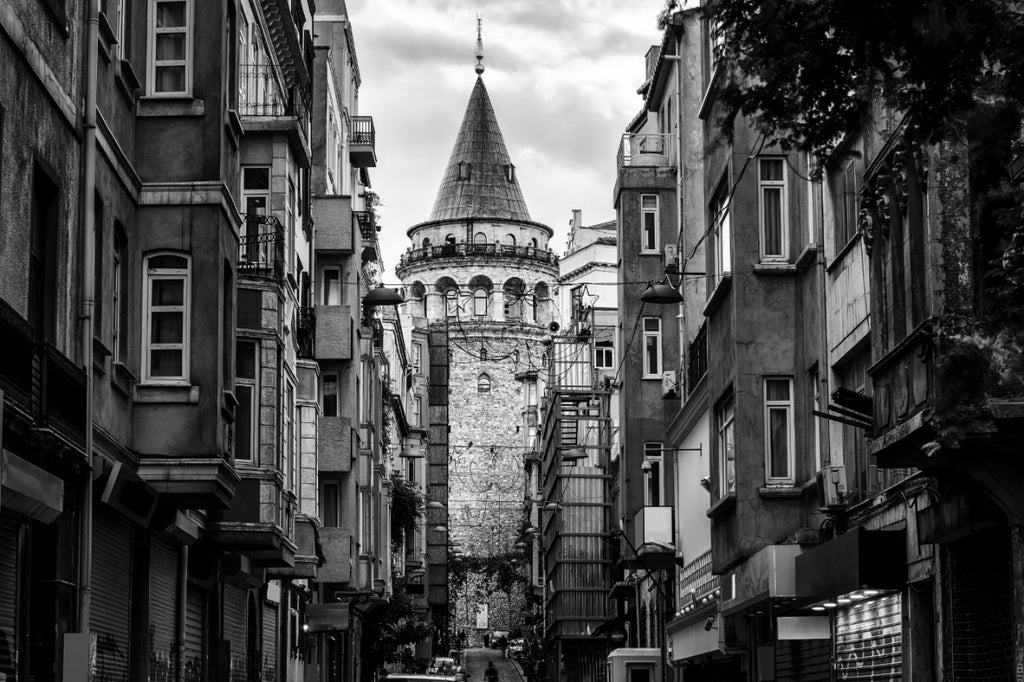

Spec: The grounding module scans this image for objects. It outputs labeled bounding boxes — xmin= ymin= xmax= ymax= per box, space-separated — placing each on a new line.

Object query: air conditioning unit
xmin=662 ymin=370 xmax=680 ymax=399
xmin=816 ymin=465 xmax=848 ymax=510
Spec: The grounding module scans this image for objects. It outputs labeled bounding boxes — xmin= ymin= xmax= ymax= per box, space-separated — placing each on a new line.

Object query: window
xmin=526 ymin=380 xmax=538 ymax=407
xmin=113 ymin=225 xmax=127 ymax=361
xmin=711 ymin=183 xmax=731 ymax=278
xmin=322 ymin=373 xmax=339 ymax=417
xmin=93 ymin=194 xmax=104 ymax=337
xmin=474 ymin=232 xmax=487 ymax=244
xmin=241 ymin=167 xmax=271 ymax=264
xmin=643 ymin=442 xmax=663 ymax=506
xmin=445 ymin=290 xmax=458 ymax=317
xmin=284 ymin=381 xmax=295 ymax=489
xmin=838 ymin=351 xmax=871 ymax=492
xmin=143 ymin=253 xmax=190 ymax=382
xmin=321 ymin=482 xmax=340 ymax=527
xmin=831 ymin=159 xmax=860 ymax=250
xmin=641 ymin=195 xmax=658 ymax=252
xmin=764 ymin=378 xmax=795 ymax=484
xmin=30 ymin=164 xmax=59 ymax=343
xmin=708 ymin=17 xmax=725 ymax=68
xmin=422 ymin=237 xmax=430 ymax=248
xmin=717 ymin=396 xmax=736 ymax=497
xmin=235 ymin=340 xmax=258 ymax=461
xmin=237 ymin=288 xmax=261 ymax=329
xmin=413 ymin=396 xmax=422 ymax=426
xmin=642 ymin=317 xmax=662 ymax=378
xmin=473 ymin=289 xmax=487 ymax=316
xmin=322 ymin=267 xmax=341 ymax=305
xmin=506 ymin=234 xmax=516 ymax=246
xmin=811 ymin=367 xmax=822 ymax=473
xmin=445 ymin=234 xmax=456 ymax=244
xmin=103 ymin=0 xmax=127 ymax=60
xmin=505 ymin=164 xmax=515 ymax=182
xmin=758 ymin=158 xmax=787 ymax=260
xmin=477 ymin=374 xmax=491 ymax=394
xmin=457 ymin=161 xmax=471 ymax=181
xmin=149 ymin=0 xmax=192 ymax=95
xmin=411 ymin=343 xmax=422 ymax=374
xmin=594 ymin=340 xmax=614 ymax=370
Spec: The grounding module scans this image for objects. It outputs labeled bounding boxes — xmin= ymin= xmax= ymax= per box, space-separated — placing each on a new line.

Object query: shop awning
xmin=795 ymin=527 xmax=906 ymax=598
xmin=720 ymin=544 xmax=802 ymax=616
xmin=306 ymin=603 xmax=351 ymax=632
xmin=1 ymin=449 xmax=63 ymax=523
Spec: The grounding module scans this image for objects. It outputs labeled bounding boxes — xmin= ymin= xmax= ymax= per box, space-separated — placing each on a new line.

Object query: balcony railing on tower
xmin=239 ymin=214 xmax=285 ymax=283
xmin=396 ymin=243 xmax=559 ymax=269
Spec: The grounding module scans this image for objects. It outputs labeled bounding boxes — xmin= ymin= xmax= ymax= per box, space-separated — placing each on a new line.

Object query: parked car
xmin=507 ymin=639 xmax=525 ymax=659
xmin=427 ymin=657 xmax=458 ymax=676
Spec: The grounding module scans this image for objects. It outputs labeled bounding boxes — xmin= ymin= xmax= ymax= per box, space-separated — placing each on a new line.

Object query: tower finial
xmin=475 ymin=14 xmax=485 ymax=75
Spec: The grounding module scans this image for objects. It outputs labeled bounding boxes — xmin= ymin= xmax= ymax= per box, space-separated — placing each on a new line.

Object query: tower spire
xmin=475 ymin=15 xmax=485 ymax=75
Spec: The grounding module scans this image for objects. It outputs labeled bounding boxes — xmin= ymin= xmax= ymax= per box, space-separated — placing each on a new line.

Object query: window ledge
xmin=93 ymin=337 xmax=112 ymax=375
xmin=758 ymin=485 xmax=803 ymax=499
xmin=752 ymin=262 xmax=798 ymax=275
xmin=138 ymin=96 xmax=205 ymax=118
xmin=112 ymin=362 xmax=136 ymax=397
xmin=706 ymin=493 xmax=735 ymax=519
xmin=702 ymin=273 xmax=732 ymax=317
xmin=133 ymin=383 xmax=200 ymax=404
xmin=795 ymin=243 xmax=819 ymax=269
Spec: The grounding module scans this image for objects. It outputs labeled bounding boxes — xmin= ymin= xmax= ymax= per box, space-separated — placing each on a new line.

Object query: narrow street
xmin=460 ymin=647 xmax=521 ymax=682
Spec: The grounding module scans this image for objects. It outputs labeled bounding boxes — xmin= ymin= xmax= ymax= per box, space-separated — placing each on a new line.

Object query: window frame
xmin=477 ymin=373 xmax=491 ymax=394
xmin=711 ymin=183 xmax=732 ymax=278
xmin=642 ymin=317 xmax=662 ymax=379
xmin=234 ymin=339 xmax=259 ymax=461
xmin=830 ymin=158 xmax=861 ymax=252
xmin=321 ymin=372 xmax=339 ymax=418
xmin=147 ymin=0 xmax=193 ymax=96
xmin=763 ymin=377 xmax=795 ymax=485
xmin=142 ymin=252 xmax=191 ymax=384
xmin=758 ymin=157 xmax=789 ymax=262
xmin=411 ymin=342 xmax=422 ymax=375
xmin=594 ymin=340 xmax=614 ymax=370
xmin=717 ymin=395 xmax=736 ymax=498
xmin=473 ymin=289 xmax=487 ymax=316
xmin=640 ymin=194 xmax=659 ymax=253
xmin=321 ymin=481 xmax=341 ymax=527
xmin=643 ymin=442 xmax=664 ymax=506
xmin=321 ymin=266 xmax=341 ymax=306
xmin=413 ymin=395 xmax=423 ymax=427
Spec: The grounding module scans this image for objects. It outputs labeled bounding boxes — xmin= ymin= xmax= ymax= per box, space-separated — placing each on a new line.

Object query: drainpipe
xmin=78 ymin=0 xmax=100 ymax=640
xmin=177 ymin=544 xmax=188 ymax=682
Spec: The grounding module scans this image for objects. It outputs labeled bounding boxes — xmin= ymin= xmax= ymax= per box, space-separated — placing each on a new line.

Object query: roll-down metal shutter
xmin=262 ymin=601 xmax=278 ymax=682
xmin=0 ymin=513 xmax=21 ymax=682
xmin=184 ymin=583 xmax=207 ymax=682
xmin=92 ymin=505 xmax=133 ymax=682
xmin=835 ymin=593 xmax=901 ymax=680
xmin=150 ymin=537 xmax=178 ymax=682
xmin=223 ymin=584 xmax=248 ymax=682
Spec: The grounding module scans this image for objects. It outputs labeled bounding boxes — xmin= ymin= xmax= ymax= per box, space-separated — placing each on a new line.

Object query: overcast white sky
xmin=345 ymin=0 xmax=668 ymax=284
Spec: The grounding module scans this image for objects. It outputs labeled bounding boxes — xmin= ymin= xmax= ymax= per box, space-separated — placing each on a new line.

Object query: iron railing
xmin=35 ymin=342 xmax=88 ymax=447
xmin=354 ymin=210 xmax=377 ymax=240
xmin=238 ymin=214 xmax=285 ymax=282
xmin=617 ymin=132 xmax=674 ymax=168
xmin=350 ymin=115 xmax=376 ymax=146
xmin=239 ymin=65 xmax=309 ymax=126
xmin=687 ymin=323 xmax=708 ymax=394
xmin=397 ymin=243 xmax=559 ymax=268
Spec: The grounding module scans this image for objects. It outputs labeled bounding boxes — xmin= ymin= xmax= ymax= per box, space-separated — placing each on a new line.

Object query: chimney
xmin=571 ymin=209 xmax=582 ymax=233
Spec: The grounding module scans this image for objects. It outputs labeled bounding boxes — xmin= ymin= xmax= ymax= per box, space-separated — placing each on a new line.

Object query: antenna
xmin=475 ymin=14 xmax=485 ymax=75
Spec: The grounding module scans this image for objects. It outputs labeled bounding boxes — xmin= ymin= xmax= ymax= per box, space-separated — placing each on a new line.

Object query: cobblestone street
xmin=460 ymin=647 xmax=521 ymax=682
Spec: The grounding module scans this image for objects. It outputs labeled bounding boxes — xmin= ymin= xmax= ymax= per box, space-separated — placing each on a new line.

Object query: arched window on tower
xmin=458 ymin=161 xmax=471 ymax=181
xmin=474 ymin=232 xmax=487 ymax=244
xmin=477 ymin=373 xmax=491 ymax=393
xmin=505 ymin=164 xmax=515 ymax=182
xmin=506 ymin=234 xmax=516 ymax=246
xmin=422 ymin=237 xmax=431 ymax=248
xmin=445 ymin=234 xmax=457 ymax=244
xmin=446 ymin=290 xmax=459 ymax=317
xmin=473 ymin=289 xmax=487 ymax=316
xmin=531 ymin=237 xmax=538 ymax=249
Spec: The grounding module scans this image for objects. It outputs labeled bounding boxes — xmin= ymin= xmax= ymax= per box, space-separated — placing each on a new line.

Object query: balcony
xmin=0 ymin=298 xmax=35 ymax=418
xmin=238 ymin=214 xmax=285 ymax=284
xmin=349 ymin=116 xmax=377 ymax=167
xmin=206 ymin=478 xmax=297 ymax=568
xmin=617 ymin=133 xmax=675 ymax=168
xmin=270 ymin=515 xmax=321 ymax=579
xmin=312 ymin=195 xmax=354 ymax=253
xmin=354 ymin=210 xmax=379 ymax=261
xmin=35 ymin=343 xmax=88 ymax=449
xmin=627 ymin=505 xmax=675 ymax=570
xmin=395 ymin=243 xmax=559 ymax=275
xmin=239 ymin=64 xmax=311 ymax=167
xmin=314 ymin=304 xmax=353 ymax=361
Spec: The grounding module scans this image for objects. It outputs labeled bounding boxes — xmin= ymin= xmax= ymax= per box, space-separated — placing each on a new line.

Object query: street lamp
xmin=362 ymin=286 xmax=405 ymax=307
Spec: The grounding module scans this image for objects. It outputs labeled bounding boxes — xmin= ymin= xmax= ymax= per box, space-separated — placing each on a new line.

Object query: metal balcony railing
xmin=239 ymin=65 xmax=309 ymax=126
xmin=35 ymin=342 xmax=87 ymax=447
xmin=617 ymin=132 xmax=674 ymax=168
xmin=354 ymin=210 xmax=377 ymax=240
xmin=238 ymin=214 xmax=285 ymax=283
xmin=687 ymin=323 xmax=708 ymax=394
xmin=297 ymin=307 xmax=315 ymax=359
xmin=397 ymin=243 xmax=559 ymax=269
xmin=350 ymin=115 xmax=376 ymax=146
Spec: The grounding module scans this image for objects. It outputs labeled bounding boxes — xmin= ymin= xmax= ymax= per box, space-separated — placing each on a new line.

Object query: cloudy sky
xmin=345 ymin=0 xmax=669 ymax=283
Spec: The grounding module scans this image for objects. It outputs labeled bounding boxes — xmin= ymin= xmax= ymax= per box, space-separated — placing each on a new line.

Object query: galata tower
xmin=395 ymin=24 xmax=558 ymax=585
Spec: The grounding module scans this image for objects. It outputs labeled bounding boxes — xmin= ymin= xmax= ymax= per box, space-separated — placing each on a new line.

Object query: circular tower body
xmin=396 ymin=75 xmax=557 ymax=576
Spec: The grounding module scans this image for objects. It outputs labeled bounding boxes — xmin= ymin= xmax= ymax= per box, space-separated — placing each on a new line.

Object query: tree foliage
xmin=360 ymin=579 xmax=434 ymax=679
xmin=702 ymin=0 xmax=1024 ymax=161
xmin=390 ymin=472 xmax=423 ymax=549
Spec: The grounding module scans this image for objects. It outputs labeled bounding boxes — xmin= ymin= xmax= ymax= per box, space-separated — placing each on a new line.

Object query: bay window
xmin=148 ymin=0 xmax=192 ymax=95
xmin=764 ymin=377 xmax=795 ymax=484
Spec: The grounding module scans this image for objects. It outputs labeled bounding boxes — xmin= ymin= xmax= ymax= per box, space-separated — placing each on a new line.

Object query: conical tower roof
xmin=428 ymin=76 xmax=532 ymax=222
